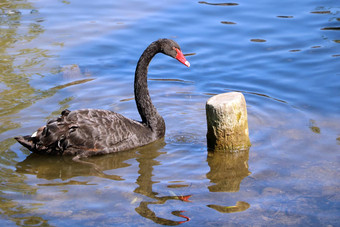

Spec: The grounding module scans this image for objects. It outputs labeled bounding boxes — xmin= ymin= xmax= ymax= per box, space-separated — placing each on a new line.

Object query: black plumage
xmin=15 ymin=39 xmax=190 ymax=159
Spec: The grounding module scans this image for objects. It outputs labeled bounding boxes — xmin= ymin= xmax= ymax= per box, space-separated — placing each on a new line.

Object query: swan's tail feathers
xmin=15 ymin=120 xmax=69 ymax=155
xmin=15 ymin=135 xmax=35 ymax=150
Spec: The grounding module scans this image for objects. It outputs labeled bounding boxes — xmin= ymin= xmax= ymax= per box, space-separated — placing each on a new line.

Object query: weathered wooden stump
xmin=206 ymin=92 xmax=251 ymax=151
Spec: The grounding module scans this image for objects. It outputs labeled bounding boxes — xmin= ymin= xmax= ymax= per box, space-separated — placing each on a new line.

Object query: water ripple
xmin=198 ymin=1 xmax=239 ymax=6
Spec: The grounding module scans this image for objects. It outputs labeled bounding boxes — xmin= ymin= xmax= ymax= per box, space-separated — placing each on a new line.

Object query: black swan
xmin=15 ymin=39 xmax=190 ymax=159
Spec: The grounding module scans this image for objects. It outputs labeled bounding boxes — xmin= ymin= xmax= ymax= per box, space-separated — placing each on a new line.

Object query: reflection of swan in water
xmin=134 ymin=141 xmax=191 ymax=225
xmin=136 ymin=200 xmax=190 ymax=225
xmin=15 ymin=147 xmax=139 ymax=181
xmin=16 ymin=139 xmax=191 ymax=224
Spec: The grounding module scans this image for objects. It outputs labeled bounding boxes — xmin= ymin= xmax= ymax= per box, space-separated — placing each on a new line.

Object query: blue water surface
xmin=0 ymin=0 xmax=339 ymax=226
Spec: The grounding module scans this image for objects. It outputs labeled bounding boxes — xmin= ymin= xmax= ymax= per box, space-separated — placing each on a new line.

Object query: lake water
xmin=0 ymin=0 xmax=339 ymax=226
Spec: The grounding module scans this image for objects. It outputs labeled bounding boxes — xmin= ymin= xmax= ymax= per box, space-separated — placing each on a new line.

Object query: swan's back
xmin=16 ymin=109 xmax=157 ymax=157
xmin=64 ymin=109 xmax=155 ymax=154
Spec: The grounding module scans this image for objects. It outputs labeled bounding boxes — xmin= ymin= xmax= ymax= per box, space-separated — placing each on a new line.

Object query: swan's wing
xmin=62 ymin=109 xmax=152 ymax=155
xmin=16 ymin=109 xmax=151 ymax=156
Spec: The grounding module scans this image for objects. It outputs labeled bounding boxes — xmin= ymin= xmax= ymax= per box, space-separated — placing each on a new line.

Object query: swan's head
xmin=158 ymin=39 xmax=190 ymax=67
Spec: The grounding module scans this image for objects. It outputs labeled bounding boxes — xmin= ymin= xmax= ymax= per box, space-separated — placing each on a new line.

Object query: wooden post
xmin=206 ymin=92 xmax=251 ymax=151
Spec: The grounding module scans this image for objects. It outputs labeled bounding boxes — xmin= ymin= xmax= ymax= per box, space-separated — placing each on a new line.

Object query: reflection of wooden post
xmin=206 ymin=92 xmax=251 ymax=151
xmin=207 ymin=201 xmax=250 ymax=213
xmin=206 ymin=150 xmax=251 ymax=192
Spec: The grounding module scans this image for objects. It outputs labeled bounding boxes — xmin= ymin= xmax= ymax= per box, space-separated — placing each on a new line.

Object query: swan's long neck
xmin=134 ymin=41 xmax=165 ymax=135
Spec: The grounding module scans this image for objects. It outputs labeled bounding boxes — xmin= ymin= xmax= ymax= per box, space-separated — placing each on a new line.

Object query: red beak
xmin=175 ymin=48 xmax=190 ymax=67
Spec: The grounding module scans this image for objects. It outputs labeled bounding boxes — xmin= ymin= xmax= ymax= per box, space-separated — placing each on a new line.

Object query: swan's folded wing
xmin=63 ymin=109 xmax=152 ymax=155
